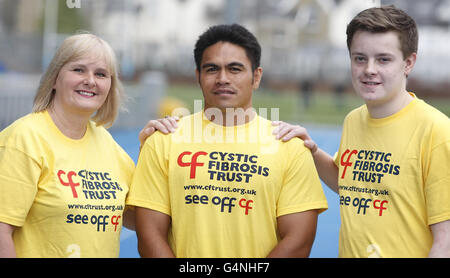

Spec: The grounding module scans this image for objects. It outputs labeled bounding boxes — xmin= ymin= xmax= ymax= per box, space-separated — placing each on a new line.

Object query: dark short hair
xmin=194 ymin=24 xmax=261 ymax=72
xmin=346 ymin=5 xmax=418 ymax=59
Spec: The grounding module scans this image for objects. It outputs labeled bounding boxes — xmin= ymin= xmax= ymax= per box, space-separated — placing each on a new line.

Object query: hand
xmin=139 ymin=116 xmax=179 ymax=147
xmin=272 ymin=121 xmax=318 ymax=154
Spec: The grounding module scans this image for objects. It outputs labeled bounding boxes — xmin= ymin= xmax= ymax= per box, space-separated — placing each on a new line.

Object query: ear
xmin=252 ymin=67 xmax=263 ymax=90
xmin=404 ymin=52 xmax=416 ymax=77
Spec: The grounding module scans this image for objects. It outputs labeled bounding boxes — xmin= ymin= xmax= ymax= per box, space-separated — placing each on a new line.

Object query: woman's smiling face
xmin=52 ymin=54 xmax=111 ymax=116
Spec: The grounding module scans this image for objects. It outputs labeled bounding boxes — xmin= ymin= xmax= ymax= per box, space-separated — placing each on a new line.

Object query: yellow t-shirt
xmin=0 ymin=111 xmax=135 ymax=257
xmin=127 ymin=112 xmax=328 ymax=258
xmin=335 ymin=95 xmax=450 ymax=257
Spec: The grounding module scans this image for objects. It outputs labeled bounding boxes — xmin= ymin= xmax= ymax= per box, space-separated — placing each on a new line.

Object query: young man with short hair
xmin=274 ymin=5 xmax=450 ymax=257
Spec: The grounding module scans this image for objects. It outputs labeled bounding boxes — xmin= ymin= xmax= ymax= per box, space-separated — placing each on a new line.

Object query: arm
xmin=272 ymin=121 xmax=339 ymax=193
xmin=122 ymin=208 xmax=135 ymax=231
xmin=139 ymin=116 xmax=179 ymax=150
xmin=428 ymin=220 xmax=450 ymax=258
xmin=0 ymin=222 xmax=16 ymax=258
xmin=311 ymin=148 xmax=339 ymax=193
xmin=267 ymin=210 xmax=319 ymax=258
xmin=135 ymin=207 xmax=175 ymax=258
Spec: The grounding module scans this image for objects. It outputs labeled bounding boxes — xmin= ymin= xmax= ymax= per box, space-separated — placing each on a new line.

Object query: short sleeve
xmin=0 ymin=147 xmax=41 ymax=226
xmin=126 ymin=134 xmax=171 ymax=216
xmin=333 ymin=151 xmax=340 ymax=167
xmin=425 ymin=140 xmax=450 ymax=225
xmin=277 ymin=140 xmax=328 ymax=217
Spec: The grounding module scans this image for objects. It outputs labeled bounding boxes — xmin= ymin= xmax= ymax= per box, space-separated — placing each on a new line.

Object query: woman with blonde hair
xmin=0 ymin=33 xmax=135 ymax=257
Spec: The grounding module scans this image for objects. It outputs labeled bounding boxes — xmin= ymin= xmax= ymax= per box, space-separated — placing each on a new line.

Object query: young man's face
xmin=350 ymin=30 xmax=416 ymax=111
xmin=196 ymin=41 xmax=262 ymax=112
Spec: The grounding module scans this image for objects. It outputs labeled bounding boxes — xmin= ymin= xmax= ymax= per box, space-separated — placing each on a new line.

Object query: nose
xmin=364 ymin=59 xmax=377 ymax=76
xmin=216 ymin=69 xmax=230 ymax=85
xmin=83 ymin=72 xmax=96 ymax=88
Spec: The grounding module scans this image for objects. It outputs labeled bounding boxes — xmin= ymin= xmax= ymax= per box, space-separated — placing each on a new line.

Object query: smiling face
xmin=52 ymin=54 xmax=112 ymax=117
xmin=350 ymin=30 xmax=416 ymax=115
xmin=196 ymin=41 xmax=262 ymax=112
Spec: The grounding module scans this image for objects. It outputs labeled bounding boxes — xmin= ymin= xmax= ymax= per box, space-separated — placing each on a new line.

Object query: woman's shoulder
xmin=0 ymin=112 xmax=47 ymax=143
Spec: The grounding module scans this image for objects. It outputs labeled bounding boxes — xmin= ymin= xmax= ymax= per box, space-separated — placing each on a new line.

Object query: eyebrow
xmin=201 ymin=63 xmax=218 ymax=69
xmin=69 ymin=63 xmax=109 ymax=72
xmin=201 ymin=62 xmax=245 ymax=69
xmin=351 ymin=52 xmax=394 ymax=57
xmin=228 ymin=62 xmax=245 ymax=68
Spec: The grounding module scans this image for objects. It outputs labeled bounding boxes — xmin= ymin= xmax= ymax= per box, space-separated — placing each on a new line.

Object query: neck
xmin=367 ymin=91 xmax=413 ymax=119
xmin=204 ymin=107 xmax=256 ymax=126
xmin=48 ymin=105 xmax=90 ymax=139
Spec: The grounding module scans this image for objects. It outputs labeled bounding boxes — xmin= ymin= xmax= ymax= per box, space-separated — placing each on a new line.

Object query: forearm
xmin=267 ymin=211 xmax=318 ymax=258
xmin=122 ymin=208 xmax=135 ymax=231
xmin=0 ymin=223 xmax=16 ymax=258
xmin=312 ymin=148 xmax=339 ymax=193
xmin=135 ymin=208 xmax=175 ymax=258
xmin=266 ymin=236 xmax=312 ymax=258
xmin=428 ymin=220 xmax=450 ymax=258
xmin=137 ymin=234 xmax=175 ymax=258
xmin=428 ymin=242 xmax=450 ymax=258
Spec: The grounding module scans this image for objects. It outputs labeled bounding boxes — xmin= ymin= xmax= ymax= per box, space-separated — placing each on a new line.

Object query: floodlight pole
xmin=42 ymin=0 xmax=58 ymax=71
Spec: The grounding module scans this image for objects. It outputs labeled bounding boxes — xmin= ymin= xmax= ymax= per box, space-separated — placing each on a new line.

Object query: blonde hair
xmin=33 ymin=33 xmax=124 ymax=128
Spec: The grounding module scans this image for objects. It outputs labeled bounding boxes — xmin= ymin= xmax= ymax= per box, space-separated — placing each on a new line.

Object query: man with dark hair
xmin=274 ymin=5 xmax=450 ymax=257
xmin=194 ymin=24 xmax=261 ymax=72
xmin=127 ymin=24 xmax=328 ymax=258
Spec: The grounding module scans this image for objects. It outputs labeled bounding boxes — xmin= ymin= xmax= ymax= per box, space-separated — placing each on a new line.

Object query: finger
xmin=280 ymin=129 xmax=303 ymax=142
xmin=304 ymin=140 xmax=318 ymax=153
xmin=272 ymin=126 xmax=279 ymax=135
xmin=142 ymin=119 xmax=164 ymax=132
xmin=163 ymin=115 xmax=179 ymax=120
xmin=275 ymin=125 xmax=292 ymax=140
xmin=153 ymin=121 xmax=170 ymax=134
xmin=165 ymin=116 xmax=179 ymax=129
xmin=139 ymin=127 xmax=156 ymax=146
xmin=280 ymin=126 xmax=310 ymax=141
xmin=143 ymin=119 xmax=169 ymax=134
xmin=158 ymin=118 xmax=176 ymax=133
xmin=272 ymin=121 xmax=289 ymax=135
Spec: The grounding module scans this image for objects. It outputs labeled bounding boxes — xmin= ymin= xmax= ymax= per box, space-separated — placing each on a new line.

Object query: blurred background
xmin=0 ymin=0 xmax=449 ymax=258
xmin=1 ymin=0 xmax=449 ymax=130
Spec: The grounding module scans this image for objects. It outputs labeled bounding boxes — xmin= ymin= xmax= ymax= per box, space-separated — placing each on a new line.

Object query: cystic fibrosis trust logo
xmin=57 ymin=169 xmax=124 ymax=199
xmin=338 ymin=149 xmax=399 ymax=217
xmin=57 ymin=169 xmax=124 ymax=233
xmin=178 ymin=151 xmax=208 ymax=179
xmin=58 ymin=170 xmax=79 ymax=198
xmin=340 ymin=149 xmax=357 ymax=179
xmin=340 ymin=149 xmax=400 ymax=183
xmin=177 ymin=151 xmax=269 ymax=183
xmin=179 ymin=151 xmax=269 ymax=216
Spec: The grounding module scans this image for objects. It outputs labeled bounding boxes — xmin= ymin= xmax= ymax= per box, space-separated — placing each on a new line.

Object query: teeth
xmin=364 ymin=82 xmax=379 ymax=85
xmin=78 ymin=91 xmax=94 ymax=96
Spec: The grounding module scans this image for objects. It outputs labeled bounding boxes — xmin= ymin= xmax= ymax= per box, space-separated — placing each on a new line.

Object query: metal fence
xmin=0 ymin=71 xmax=166 ymax=131
xmin=0 ymin=73 xmax=38 ymax=130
